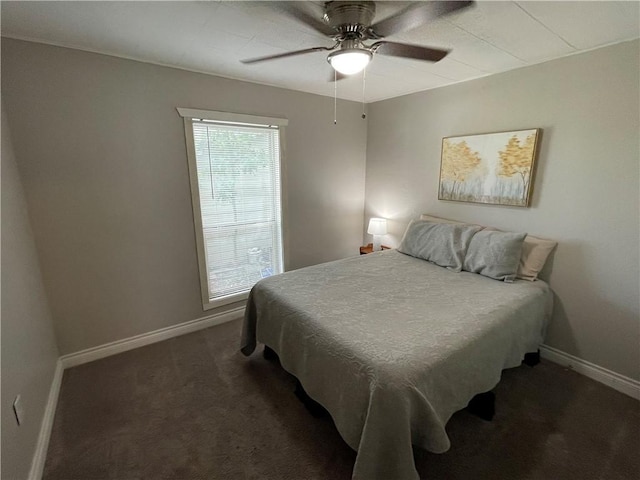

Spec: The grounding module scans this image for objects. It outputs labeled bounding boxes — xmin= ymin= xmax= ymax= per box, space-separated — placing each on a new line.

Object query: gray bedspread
xmin=241 ymin=250 xmax=552 ymax=480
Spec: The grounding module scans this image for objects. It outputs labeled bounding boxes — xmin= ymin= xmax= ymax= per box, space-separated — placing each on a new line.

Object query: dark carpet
xmin=43 ymin=319 xmax=639 ymax=480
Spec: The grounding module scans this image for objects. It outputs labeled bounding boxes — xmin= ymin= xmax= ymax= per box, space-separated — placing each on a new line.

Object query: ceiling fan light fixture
xmin=328 ymin=49 xmax=372 ymax=75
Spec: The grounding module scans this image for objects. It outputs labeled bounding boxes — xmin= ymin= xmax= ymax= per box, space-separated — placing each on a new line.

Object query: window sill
xmin=203 ymin=291 xmax=249 ymax=311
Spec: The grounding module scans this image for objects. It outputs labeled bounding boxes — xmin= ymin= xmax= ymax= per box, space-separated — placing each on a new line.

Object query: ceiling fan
xmin=241 ymin=1 xmax=474 ymax=77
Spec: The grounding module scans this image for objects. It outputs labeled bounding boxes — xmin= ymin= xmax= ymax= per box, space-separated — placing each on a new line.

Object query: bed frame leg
xmin=523 ymin=350 xmax=540 ymax=367
xmin=466 ymin=391 xmax=495 ymax=421
xmin=263 ymin=345 xmax=279 ymax=362
xmin=294 ymin=380 xmax=329 ymax=419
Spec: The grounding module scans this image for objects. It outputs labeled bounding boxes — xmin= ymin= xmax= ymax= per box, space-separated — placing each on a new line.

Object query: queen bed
xmin=241 ymin=218 xmax=555 ymax=480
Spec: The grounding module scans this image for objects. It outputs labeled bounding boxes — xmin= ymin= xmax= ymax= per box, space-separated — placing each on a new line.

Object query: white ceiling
xmin=2 ymin=1 xmax=639 ymax=103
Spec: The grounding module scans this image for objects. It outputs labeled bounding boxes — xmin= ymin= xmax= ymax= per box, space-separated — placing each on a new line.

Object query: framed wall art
xmin=438 ymin=128 xmax=541 ymax=207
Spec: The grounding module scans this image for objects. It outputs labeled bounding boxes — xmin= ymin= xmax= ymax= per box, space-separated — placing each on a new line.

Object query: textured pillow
xmin=398 ymin=220 xmax=482 ymax=272
xmin=463 ymin=230 xmax=527 ymax=282
xmin=517 ymin=235 xmax=557 ymax=281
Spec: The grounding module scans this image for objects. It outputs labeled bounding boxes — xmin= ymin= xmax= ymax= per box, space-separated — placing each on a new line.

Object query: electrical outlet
xmin=13 ymin=395 xmax=24 ymax=426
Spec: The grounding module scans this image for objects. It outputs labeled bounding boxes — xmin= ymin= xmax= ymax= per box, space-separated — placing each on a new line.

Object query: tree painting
xmin=440 ymin=139 xmax=482 ymax=198
xmin=438 ymin=129 xmax=539 ymax=207
xmin=498 ymin=133 xmax=537 ymax=199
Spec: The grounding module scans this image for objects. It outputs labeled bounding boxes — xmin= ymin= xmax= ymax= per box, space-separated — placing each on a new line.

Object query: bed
xmin=241 ymin=220 xmax=554 ymax=480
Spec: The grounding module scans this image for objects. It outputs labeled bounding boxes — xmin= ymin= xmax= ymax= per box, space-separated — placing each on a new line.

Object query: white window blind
xmin=181 ymin=111 xmax=285 ymax=308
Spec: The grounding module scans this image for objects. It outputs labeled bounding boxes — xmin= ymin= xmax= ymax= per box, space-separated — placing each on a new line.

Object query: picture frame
xmin=438 ymin=128 xmax=541 ymax=207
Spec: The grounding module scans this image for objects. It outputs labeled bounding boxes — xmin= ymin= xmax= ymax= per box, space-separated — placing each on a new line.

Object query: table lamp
xmin=367 ymin=217 xmax=387 ymax=252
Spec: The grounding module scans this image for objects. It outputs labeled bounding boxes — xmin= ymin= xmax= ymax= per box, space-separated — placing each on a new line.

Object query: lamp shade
xmin=367 ymin=217 xmax=387 ymax=236
xmin=328 ymin=49 xmax=372 ymax=75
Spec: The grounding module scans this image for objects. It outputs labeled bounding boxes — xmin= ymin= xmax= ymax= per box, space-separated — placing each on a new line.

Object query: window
xmin=178 ymin=108 xmax=287 ymax=309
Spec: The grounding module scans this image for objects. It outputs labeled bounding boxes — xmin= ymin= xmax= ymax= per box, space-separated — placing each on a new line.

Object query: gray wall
xmin=365 ymin=40 xmax=640 ymax=380
xmin=1 ymin=39 xmax=367 ymax=355
xmin=1 ymin=106 xmax=60 ymax=479
xmin=3 ymin=36 xmax=638 ymax=384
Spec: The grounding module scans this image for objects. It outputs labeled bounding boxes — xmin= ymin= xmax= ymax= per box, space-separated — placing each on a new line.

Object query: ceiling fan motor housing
xmin=323 ymin=1 xmax=376 ymax=36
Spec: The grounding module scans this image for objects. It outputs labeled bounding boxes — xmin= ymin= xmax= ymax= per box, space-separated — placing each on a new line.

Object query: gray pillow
xmin=463 ymin=230 xmax=527 ymax=282
xmin=398 ymin=220 xmax=482 ymax=272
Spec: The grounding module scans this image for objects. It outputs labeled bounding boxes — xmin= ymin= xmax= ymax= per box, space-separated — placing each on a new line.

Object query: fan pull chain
xmin=334 ymin=69 xmax=337 ymax=125
xmin=362 ymin=68 xmax=367 ymax=120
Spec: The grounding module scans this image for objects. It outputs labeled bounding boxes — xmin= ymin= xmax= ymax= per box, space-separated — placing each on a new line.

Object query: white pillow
xmin=517 ymin=235 xmax=557 ymax=281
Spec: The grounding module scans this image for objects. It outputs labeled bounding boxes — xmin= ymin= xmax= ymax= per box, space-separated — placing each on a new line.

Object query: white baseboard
xmin=29 ymin=359 xmax=64 ymax=480
xmin=540 ymin=344 xmax=640 ymax=400
xmin=60 ymin=306 xmax=244 ymax=369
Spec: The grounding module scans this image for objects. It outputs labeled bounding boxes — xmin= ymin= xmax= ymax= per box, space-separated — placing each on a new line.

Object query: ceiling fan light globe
xmin=328 ymin=50 xmax=372 ymax=75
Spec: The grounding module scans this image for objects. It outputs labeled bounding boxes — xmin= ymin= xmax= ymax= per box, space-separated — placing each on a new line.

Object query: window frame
xmin=178 ymin=107 xmax=288 ymax=310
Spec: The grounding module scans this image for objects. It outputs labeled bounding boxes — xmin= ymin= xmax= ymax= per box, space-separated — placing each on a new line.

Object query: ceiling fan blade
xmin=372 ymin=41 xmax=449 ymax=62
xmin=241 ymin=46 xmax=335 ymax=65
xmin=369 ymin=1 xmax=474 ymax=38
xmin=273 ymin=1 xmax=336 ymax=37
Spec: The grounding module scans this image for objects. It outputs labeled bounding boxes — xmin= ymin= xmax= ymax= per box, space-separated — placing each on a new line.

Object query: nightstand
xmin=359 ymin=243 xmax=391 ymax=255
